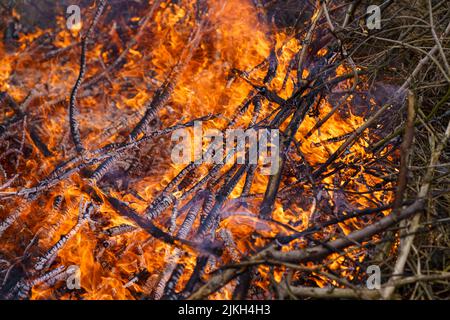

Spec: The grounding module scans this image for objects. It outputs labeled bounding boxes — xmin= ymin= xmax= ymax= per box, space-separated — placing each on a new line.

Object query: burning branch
xmin=69 ymin=0 xmax=107 ymax=154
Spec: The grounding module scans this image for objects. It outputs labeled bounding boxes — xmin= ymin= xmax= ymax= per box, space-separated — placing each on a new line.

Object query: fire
xmin=0 ymin=0 xmax=396 ymax=300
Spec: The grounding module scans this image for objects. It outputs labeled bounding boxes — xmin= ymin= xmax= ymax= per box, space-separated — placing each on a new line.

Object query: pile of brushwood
xmin=0 ymin=0 xmax=448 ymax=300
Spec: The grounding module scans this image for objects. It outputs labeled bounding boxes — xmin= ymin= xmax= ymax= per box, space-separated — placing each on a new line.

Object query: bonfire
xmin=0 ymin=0 xmax=449 ymax=300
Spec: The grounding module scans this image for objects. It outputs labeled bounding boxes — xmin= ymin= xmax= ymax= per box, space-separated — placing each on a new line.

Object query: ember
xmin=0 ymin=0 xmax=449 ymax=301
